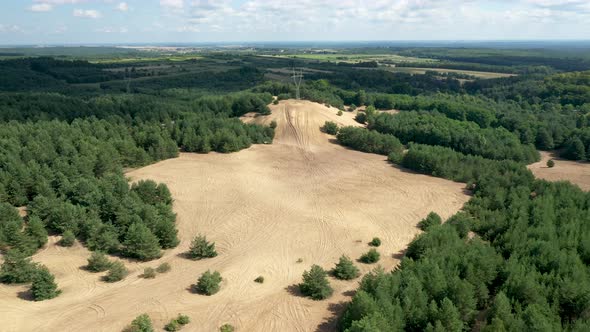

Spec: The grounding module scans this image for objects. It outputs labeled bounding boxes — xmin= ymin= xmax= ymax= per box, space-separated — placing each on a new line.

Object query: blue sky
xmin=0 ymin=0 xmax=589 ymax=45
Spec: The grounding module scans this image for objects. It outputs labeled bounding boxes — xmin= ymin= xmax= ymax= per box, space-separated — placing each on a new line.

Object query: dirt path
xmin=0 ymin=100 xmax=470 ymax=332
xmin=528 ymin=151 xmax=590 ymax=191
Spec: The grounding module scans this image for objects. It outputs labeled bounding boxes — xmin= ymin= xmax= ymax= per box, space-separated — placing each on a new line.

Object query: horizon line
xmin=2 ymin=39 xmax=590 ymax=48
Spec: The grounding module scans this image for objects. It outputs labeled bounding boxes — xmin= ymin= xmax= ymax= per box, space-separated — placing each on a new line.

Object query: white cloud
xmin=73 ymin=9 xmax=101 ymax=18
xmin=15 ymin=0 xmax=590 ymax=40
xmin=29 ymin=3 xmax=54 ymax=11
xmin=0 ymin=24 xmax=23 ymax=33
xmin=96 ymin=26 xmax=129 ymax=33
xmin=34 ymin=0 xmax=87 ymax=4
xmin=54 ymin=25 xmax=68 ymax=33
xmin=525 ymin=0 xmax=585 ymax=6
xmin=177 ymin=25 xmax=200 ymax=32
xmin=152 ymin=0 xmax=590 ymax=35
xmin=160 ymin=0 xmax=184 ymax=9
xmin=116 ymin=2 xmax=128 ymax=12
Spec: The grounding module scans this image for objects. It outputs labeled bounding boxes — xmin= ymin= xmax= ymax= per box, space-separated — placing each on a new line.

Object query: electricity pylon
xmin=291 ymin=67 xmax=303 ymax=100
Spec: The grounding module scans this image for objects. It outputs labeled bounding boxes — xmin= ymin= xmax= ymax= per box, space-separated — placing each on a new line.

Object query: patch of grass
xmin=141 ymin=267 xmax=156 ymax=279
xmin=156 ymin=262 xmax=171 ymax=273
xmin=220 ymin=324 xmax=235 ymax=332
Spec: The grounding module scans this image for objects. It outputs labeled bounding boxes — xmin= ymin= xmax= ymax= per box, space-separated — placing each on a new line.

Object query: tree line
xmin=369 ymin=112 xmax=539 ymax=163
xmin=333 ymin=125 xmax=589 ymax=331
xmin=256 ymin=67 xmax=590 ymax=163
xmin=0 ymin=62 xmax=276 ymax=302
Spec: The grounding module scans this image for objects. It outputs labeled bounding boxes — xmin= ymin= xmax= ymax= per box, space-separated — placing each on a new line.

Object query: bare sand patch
xmin=528 ymin=151 xmax=590 ymax=191
xmin=0 ymin=100 xmax=469 ymax=332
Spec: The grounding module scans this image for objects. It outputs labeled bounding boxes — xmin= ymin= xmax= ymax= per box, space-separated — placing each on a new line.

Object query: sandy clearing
xmin=528 ymin=151 xmax=590 ymax=191
xmin=0 ymin=100 xmax=469 ymax=332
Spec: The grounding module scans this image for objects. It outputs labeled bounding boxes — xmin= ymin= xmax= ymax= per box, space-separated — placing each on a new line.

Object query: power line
xmin=291 ymin=67 xmax=303 ymax=100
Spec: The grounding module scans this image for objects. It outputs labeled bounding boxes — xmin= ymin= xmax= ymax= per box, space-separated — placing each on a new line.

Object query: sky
xmin=0 ymin=0 xmax=589 ymax=45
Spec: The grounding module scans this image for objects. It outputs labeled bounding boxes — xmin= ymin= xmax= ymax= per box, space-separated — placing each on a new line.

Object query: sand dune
xmin=0 ymin=100 xmax=469 ymax=331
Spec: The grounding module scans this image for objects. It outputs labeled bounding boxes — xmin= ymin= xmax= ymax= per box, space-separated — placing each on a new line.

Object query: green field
xmin=90 ymin=55 xmax=205 ymax=64
xmin=380 ymin=66 xmax=516 ymax=79
xmin=264 ymin=53 xmax=435 ymax=64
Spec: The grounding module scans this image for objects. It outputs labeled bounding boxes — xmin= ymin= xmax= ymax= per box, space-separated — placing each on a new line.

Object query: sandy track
xmin=0 ymin=100 xmax=469 ymax=332
xmin=528 ymin=151 xmax=590 ymax=191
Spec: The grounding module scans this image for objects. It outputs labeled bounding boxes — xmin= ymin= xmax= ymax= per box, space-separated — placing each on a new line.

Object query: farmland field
xmin=263 ymin=53 xmax=434 ymax=64
xmin=380 ymin=66 xmax=515 ymax=79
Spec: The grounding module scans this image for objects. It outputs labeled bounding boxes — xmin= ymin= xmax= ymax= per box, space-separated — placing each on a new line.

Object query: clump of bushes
xmin=156 ymin=262 xmax=171 ymax=273
xmin=336 ymin=126 xmax=404 ymax=157
xmin=187 ymin=235 xmax=217 ymax=260
xmin=369 ymin=237 xmax=381 ymax=247
xmin=141 ymin=267 xmax=156 ymax=279
xmin=220 ymin=324 xmax=235 ymax=332
xmin=359 ymin=249 xmax=380 ymax=264
xmin=417 ymin=212 xmax=442 ymax=231
xmin=254 ymin=276 xmax=264 ymax=283
xmin=194 ymin=270 xmax=222 ymax=295
xmin=140 ymin=262 xmax=172 ymax=278
xmin=277 ymin=93 xmax=290 ymax=100
xmin=355 ymin=112 xmax=367 ymax=124
xmin=332 ymin=255 xmax=360 ymax=280
xmin=104 ymin=261 xmax=128 ymax=282
xmin=58 ymin=230 xmax=76 ymax=247
xmin=123 ymin=223 xmax=162 ymax=261
xmin=299 ymin=265 xmax=333 ymax=300
xmin=176 ymin=314 xmax=190 ymax=325
xmin=124 ymin=314 xmax=153 ymax=332
xmin=322 ymin=121 xmax=339 ymax=135
xmin=337 ymin=110 xmax=343 ymax=116
xmin=87 ymin=252 xmax=111 ymax=272
xmin=0 ymin=251 xmax=61 ymax=301
xmin=164 ymin=320 xmax=180 ymax=332
xmin=0 ymin=249 xmax=39 ymax=284
xmin=269 ymin=120 xmax=277 ymax=129
xmin=164 ymin=314 xmax=190 ymax=331
xmin=31 ymin=266 xmax=61 ymax=301
xmin=547 ymin=159 xmax=555 ymax=168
